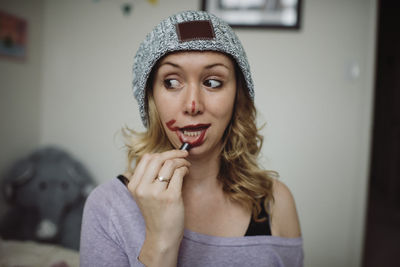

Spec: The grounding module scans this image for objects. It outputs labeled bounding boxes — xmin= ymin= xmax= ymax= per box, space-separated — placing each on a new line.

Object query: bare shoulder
xmin=269 ymin=179 xmax=301 ymax=238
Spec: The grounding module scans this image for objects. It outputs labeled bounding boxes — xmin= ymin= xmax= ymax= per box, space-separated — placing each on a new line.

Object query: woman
xmin=80 ymin=10 xmax=303 ymax=267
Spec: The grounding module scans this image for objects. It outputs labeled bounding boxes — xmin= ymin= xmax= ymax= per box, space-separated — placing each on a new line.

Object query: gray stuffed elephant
xmin=0 ymin=146 xmax=96 ymax=250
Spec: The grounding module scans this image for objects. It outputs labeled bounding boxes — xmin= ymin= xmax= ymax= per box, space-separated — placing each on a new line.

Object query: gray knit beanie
xmin=133 ymin=10 xmax=254 ymax=127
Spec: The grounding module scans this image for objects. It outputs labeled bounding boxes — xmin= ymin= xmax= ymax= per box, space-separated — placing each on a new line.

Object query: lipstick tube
xmin=179 ymin=142 xmax=190 ymax=151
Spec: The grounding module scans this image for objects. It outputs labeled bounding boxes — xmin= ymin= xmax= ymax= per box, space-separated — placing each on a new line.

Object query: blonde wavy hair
xmin=124 ymin=63 xmax=277 ymax=221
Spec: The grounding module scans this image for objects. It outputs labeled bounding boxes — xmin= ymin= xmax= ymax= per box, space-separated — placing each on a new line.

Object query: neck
xmin=182 ymin=148 xmax=222 ymax=196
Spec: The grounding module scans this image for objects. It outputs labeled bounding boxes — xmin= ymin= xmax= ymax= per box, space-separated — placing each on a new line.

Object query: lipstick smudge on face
xmin=166 ymin=119 xmax=179 ymax=131
xmin=191 ymin=101 xmax=195 ymax=114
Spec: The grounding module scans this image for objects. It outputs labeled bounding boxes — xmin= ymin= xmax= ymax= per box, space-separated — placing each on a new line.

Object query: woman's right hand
xmin=125 ymin=149 xmax=190 ymax=266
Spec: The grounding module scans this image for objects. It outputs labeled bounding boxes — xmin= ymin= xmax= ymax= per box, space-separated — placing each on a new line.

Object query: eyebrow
xmin=205 ymin=63 xmax=230 ymax=70
xmin=159 ymin=61 xmax=230 ymax=70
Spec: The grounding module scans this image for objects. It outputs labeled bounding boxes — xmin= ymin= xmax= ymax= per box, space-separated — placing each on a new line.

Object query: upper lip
xmin=179 ymin=124 xmax=211 ymax=131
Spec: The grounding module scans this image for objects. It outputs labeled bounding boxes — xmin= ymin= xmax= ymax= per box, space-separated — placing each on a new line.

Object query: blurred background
xmin=0 ymin=0 xmax=391 ymax=266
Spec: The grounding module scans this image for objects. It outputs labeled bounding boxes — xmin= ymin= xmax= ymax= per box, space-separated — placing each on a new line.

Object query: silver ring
xmin=157 ymin=176 xmax=170 ymax=183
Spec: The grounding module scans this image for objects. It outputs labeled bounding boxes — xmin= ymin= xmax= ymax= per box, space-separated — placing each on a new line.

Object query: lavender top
xmin=80 ymin=178 xmax=303 ymax=267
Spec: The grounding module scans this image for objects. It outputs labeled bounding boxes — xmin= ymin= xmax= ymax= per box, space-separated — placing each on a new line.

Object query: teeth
xmin=183 ymin=130 xmax=202 ymax=137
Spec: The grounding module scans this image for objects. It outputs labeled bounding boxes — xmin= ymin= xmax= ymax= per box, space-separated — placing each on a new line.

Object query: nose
xmin=183 ymin=83 xmax=204 ymax=116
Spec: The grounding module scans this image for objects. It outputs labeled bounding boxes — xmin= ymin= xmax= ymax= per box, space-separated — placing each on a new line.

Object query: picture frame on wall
xmin=0 ymin=10 xmax=27 ymax=60
xmin=201 ymin=0 xmax=302 ymax=29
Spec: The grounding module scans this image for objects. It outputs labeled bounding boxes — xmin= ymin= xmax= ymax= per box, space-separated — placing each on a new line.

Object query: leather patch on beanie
xmin=176 ymin=20 xmax=215 ymax=42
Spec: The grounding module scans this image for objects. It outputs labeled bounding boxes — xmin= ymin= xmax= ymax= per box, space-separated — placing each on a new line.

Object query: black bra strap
xmin=117 ymin=174 xmax=129 ymax=186
xmin=244 ymin=201 xmax=271 ymax=236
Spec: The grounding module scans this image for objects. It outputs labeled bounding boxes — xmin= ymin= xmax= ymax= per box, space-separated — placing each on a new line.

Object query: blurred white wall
xmin=2 ymin=0 xmax=376 ymax=266
xmin=0 ymin=0 xmax=43 ymax=209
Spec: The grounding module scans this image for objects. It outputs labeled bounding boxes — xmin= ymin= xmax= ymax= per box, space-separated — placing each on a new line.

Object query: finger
xmin=123 ymin=171 xmax=132 ymax=179
xmin=140 ymin=150 xmax=189 ymax=185
xmin=152 ymin=158 xmax=191 ymax=191
xmin=167 ymin=166 xmax=189 ymax=194
xmin=128 ymin=153 xmax=152 ymax=191
xmin=155 ymin=158 xmax=191 ymax=184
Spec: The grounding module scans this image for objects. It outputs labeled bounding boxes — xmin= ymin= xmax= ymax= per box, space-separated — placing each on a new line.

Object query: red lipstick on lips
xmin=166 ymin=119 xmax=210 ymax=148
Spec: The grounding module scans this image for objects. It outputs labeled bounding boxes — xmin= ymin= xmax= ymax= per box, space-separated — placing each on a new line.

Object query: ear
xmin=64 ymin=159 xmax=96 ymax=197
xmin=82 ymin=183 xmax=96 ymax=198
xmin=71 ymin=162 xmax=96 ymax=197
xmin=2 ymin=159 xmax=35 ymax=203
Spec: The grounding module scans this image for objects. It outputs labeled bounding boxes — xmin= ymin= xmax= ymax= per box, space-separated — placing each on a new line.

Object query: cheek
xmin=153 ymin=91 xmax=181 ymax=139
xmin=154 ymin=90 xmax=173 ymax=119
xmin=210 ymin=93 xmax=235 ymax=121
xmin=156 ymin=103 xmax=177 ymax=126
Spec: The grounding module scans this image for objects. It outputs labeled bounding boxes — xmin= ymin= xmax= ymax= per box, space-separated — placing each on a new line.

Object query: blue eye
xmin=204 ymin=79 xmax=222 ymax=88
xmin=164 ymin=79 xmax=181 ymax=89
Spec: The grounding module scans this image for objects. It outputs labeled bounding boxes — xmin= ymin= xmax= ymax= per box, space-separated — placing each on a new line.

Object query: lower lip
xmin=177 ymin=128 xmax=208 ymax=148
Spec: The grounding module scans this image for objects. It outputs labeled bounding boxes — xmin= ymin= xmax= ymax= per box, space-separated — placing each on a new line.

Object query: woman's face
xmin=152 ymin=51 xmax=237 ymax=157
